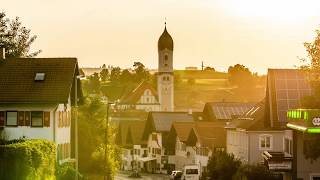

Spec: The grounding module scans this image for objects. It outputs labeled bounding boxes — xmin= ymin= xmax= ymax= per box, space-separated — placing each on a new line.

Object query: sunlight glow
xmin=221 ymin=0 xmax=320 ymax=21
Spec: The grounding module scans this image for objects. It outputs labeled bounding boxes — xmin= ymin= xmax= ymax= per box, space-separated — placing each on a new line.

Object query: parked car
xmin=170 ymin=170 xmax=182 ymax=180
xmin=181 ymin=165 xmax=201 ymax=180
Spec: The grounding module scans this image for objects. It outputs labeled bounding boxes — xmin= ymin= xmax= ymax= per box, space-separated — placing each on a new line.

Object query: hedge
xmin=0 ymin=139 xmax=56 ymax=180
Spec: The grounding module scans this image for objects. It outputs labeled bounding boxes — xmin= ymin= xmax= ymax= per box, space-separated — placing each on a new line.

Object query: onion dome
xmin=158 ymin=26 xmax=174 ymax=51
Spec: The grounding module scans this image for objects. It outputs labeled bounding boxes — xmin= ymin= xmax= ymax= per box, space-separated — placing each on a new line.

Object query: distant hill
xmin=174 ymin=70 xmax=228 ymax=79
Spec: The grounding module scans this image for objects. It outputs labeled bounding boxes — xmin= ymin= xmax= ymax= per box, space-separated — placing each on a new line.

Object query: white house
xmin=118 ymin=81 xmax=160 ymax=112
xmin=0 ymin=56 xmax=82 ymax=163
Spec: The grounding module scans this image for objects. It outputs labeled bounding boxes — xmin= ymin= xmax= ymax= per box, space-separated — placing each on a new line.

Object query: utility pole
xmin=201 ymin=61 xmax=204 ymax=71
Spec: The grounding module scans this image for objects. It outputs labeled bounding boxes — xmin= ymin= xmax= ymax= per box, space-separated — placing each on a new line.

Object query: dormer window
xmin=35 ymin=73 xmax=45 ymax=81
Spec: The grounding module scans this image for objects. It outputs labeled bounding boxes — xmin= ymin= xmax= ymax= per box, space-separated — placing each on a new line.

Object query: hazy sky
xmin=2 ymin=0 xmax=320 ymax=74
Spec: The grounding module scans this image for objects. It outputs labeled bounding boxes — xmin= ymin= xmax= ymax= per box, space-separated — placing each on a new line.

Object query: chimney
xmin=0 ymin=48 xmax=5 ymax=59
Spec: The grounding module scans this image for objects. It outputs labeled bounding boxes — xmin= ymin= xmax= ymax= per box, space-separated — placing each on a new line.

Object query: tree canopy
xmin=228 ymin=64 xmax=255 ymax=89
xmin=0 ymin=12 xmax=41 ymax=57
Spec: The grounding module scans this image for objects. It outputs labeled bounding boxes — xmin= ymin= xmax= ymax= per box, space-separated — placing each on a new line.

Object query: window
xmin=34 ymin=73 xmax=45 ymax=81
xmin=6 ymin=111 xmax=17 ymax=126
xmin=259 ymin=134 xmax=273 ymax=150
xmin=164 ymin=54 xmax=168 ymax=60
xmin=31 ymin=111 xmax=43 ymax=127
xmin=284 ymin=138 xmax=293 ymax=155
xmin=146 ymin=97 xmax=150 ymax=103
xmin=164 ymin=63 xmax=168 ymax=67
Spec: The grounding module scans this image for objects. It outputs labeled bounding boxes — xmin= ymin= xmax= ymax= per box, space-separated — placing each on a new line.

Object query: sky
xmin=2 ymin=0 xmax=320 ymax=74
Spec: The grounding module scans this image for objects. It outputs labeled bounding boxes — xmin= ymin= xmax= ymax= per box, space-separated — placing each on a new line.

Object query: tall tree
xmin=228 ymin=64 xmax=255 ymax=89
xmin=0 ymin=12 xmax=41 ymax=57
xmin=110 ymin=67 xmax=121 ymax=83
xmin=100 ymin=68 xmax=109 ymax=82
xmin=133 ymin=62 xmax=151 ymax=82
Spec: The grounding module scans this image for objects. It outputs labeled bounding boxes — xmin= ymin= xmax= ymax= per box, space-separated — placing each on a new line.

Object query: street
xmin=115 ymin=171 xmax=170 ymax=180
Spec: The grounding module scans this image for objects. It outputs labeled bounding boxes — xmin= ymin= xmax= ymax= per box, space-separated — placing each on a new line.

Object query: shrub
xmin=0 ymin=139 xmax=56 ymax=180
xmin=56 ymin=162 xmax=83 ymax=180
xmin=207 ymin=151 xmax=241 ymax=180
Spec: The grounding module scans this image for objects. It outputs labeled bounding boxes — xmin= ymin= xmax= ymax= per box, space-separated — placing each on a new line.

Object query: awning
xmin=138 ymin=157 xmax=156 ymax=162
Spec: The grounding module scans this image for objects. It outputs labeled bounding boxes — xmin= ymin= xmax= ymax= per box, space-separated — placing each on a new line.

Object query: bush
xmin=0 ymin=139 xmax=56 ymax=180
xmin=207 ymin=151 xmax=241 ymax=180
xmin=56 ymin=162 xmax=83 ymax=180
xmin=234 ymin=164 xmax=280 ymax=180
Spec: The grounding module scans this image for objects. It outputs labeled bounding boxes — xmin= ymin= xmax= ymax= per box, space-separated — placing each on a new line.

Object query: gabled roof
xmin=119 ymin=81 xmax=159 ymax=104
xmin=186 ymin=121 xmax=227 ymax=149
xmin=265 ymin=69 xmax=311 ymax=128
xmin=142 ymin=111 xmax=194 ymax=140
xmin=116 ymin=120 xmax=146 ymax=147
xmin=171 ymin=122 xmax=195 ymax=142
xmin=0 ymin=58 xmax=82 ymax=104
xmin=203 ymin=102 xmax=255 ymax=121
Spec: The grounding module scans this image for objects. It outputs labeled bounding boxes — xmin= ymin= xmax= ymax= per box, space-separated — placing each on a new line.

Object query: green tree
xmin=300 ymin=28 xmax=320 ymax=161
xmin=234 ymin=164 xmax=279 ymax=180
xmin=133 ymin=62 xmax=151 ymax=82
xmin=87 ymin=72 xmax=101 ymax=94
xmin=110 ymin=67 xmax=121 ymax=83
xmin=228 ymin=64 xmax=255 ymax=89
xmin=0 ymin=12 xmax=41 ymax=57
xmin=100 ymin=68 xmax=109 ymax=82
xmin=207 ymin=151 xmax=241 ymax=180
xmin=119 ymin=69 xmax=133 ymax=83
xmin=78 ymin=96 xmax=120 ymax=178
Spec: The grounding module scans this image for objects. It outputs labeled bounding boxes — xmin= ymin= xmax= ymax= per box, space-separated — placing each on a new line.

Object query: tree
xmin=100 ymin=68 xmax=109 ymax=82
xmin=207 ymin=151 xmax=241 ymax=180
xmin=228 ymin=64 xmax=255 ymax=89
xmin=119 ymin=69 xmax=133 ymax=83
xmin=204 ymin=66 xmax=215 ymax=71
xmin=234 ymin=164 xmax=279 ymax=180
xmin=110 ymin=67 xmax=121 ymax=83
xmin=300 ymin=28 xmax=320 ymax=160
xmin=87 ymin=72 xmax=101 ymax=94
xmin=133 ymin=62 xmax=151 ymax=82
xmin=78 ymin=96 xmax=120 ymax=177
xmin=0 ymin=12 xmax=41 ymax=57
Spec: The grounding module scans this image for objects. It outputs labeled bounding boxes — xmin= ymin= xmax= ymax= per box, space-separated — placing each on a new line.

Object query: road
xmin=115 ymin=171 xmax=169 ymax=180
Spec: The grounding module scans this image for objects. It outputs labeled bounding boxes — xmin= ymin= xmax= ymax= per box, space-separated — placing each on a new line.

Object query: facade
xmin=115 ymin=120 xmax=148 ymax=171
xmin=157 ymin=25 xmax=174 ymax=112
xmin=286 ymin=109 xmax=320 ymax=180
xmin=0 ymin=57 xmax=82 ymax=163
xmin=142 ymin=111 xmax=194 ymax=173
xmin=118 ymin=81 xmax=161 ymax=112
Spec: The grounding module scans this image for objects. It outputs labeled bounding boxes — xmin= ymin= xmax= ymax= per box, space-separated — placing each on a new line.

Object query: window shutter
xmin=44 ymin=112 xmax=50 ymax=127
xmin=0 ymin=111 xmax=4 ymax=127
xmin=63 ymin=112 xmax=67 ymax=127
xmin=25 ymin=111 xmax=31 ymax=126
xmin=58 ymin=112 xmax=62 ymax=128
xmin=18 ymin=111 xmax=25 ymax=126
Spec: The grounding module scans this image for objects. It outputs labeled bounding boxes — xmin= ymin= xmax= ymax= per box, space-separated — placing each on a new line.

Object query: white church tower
xmin=157 ymin=24 xmax=174 ymax=111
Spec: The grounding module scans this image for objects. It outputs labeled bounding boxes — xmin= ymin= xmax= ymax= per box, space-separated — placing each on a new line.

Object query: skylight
xmin=35 ymin=73 xmax=45 ymax=81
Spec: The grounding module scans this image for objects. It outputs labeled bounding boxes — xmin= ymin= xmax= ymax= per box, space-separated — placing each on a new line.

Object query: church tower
xmin=157 ymin=24 xmax=174 ymax=111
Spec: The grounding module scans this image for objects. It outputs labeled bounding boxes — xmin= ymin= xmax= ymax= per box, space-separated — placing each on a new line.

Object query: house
xmin=142 ymin=111 xmax=194 ymax=173
xmin=115 ymin=120 xmax=147 ymax=171
xmin=203 ymin=102 xmax=255 ymax=121
xmin=166 ymin=121 xmax=226 ymax=173
xmin=0 ymin=56 xmax=82 ymax=163
xmin=226 ymin=69 xmax=313 ymax=179
xmin=285 ymin=109 xmax=320 ymax=179
xmin=118 ymin=81 xmax=161 ymax=112
xmin=186 ymin=122 xmax=226 ymax=172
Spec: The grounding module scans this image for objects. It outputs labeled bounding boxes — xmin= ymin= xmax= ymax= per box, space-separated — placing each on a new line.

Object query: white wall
xmin=227 ymin=129 xmax=249 ymax=162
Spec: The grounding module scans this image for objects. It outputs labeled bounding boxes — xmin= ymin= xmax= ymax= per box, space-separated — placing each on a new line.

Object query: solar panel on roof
xmin=273 ymin=69 xmax=311 ymax=125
